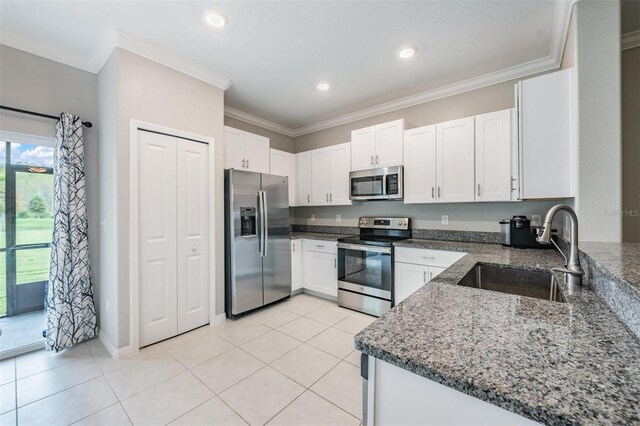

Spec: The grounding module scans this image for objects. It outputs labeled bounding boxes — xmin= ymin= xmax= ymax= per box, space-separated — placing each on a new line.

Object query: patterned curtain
xmin=45 ymin=113 xmax=97 ymax=352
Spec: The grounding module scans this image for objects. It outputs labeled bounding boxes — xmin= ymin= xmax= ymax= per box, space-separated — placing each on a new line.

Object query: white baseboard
xmin=99 ymin=329 xmax=138 ymax=359
xmin=212 ymin=313 xmax=226 ymax=325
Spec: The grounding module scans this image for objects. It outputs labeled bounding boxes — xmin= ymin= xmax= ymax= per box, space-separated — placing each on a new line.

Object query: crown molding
xmin=113 ymin=31 xmax=231 ymax=90
xmin=0 ymin=30 xmax=232 ymax=91
xmin=224 ymin=107 xmax=296 ymax=137
xmin=622 ymin=30 xmax=640 ymax=51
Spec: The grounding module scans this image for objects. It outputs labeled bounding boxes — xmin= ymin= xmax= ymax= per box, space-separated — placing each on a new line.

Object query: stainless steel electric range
xmin=337 ymin=217 xmax=411 ymax=317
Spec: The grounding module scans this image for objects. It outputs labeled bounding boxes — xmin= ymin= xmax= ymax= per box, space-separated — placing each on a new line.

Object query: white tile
xmin=170 ymin=397 xmax=247 ymax=426
xmin=294 ymin=294 xmax=333 ymax=307
xmin=191 ymin=348 xmax=265 ymax=394
xmin=105 ymin=354 xmax=185 ymax=400
xmin=169 ymin=334 xmax=235 ymax=369
xmin=0 ymin=410 xmax=16 ymax=426
xmin=17 ymin=358 xmax=102 ymax=407
xmin=73 ymin=403 xmax=131 ymax=426
xmin=17 ymin=377 xmax=118 ymax=426
xmin=344 ymin=350 xmax=361 ymax=367
xmin=311 ymin=362 xmax=362 ymax=419
xmin=219 ymin=367 xmax=304 ymax=426
xmin=304 ymin=305 xmax=352 ymax=326
xmin=0 ymin=383 xmax=15 ymax=415
xmin=251 ymin=309 xmax=300 ymax=329
xmin=277 ymin=317 xmax=329 ymax=342
xmin=0 ymin=359 xmax=15 ymax=386
xmin=151 ymin=327 xmax=212 ymax=352
xmin=16 ymin=344 xmax=92 ymax=379
xmin=271 ymin=344 xmax=341 ymax=387
xmin=240 ymin=330 xmax=301 ymax=364
xmin=267 ymin=390 xmax=360 ymax=426
xmin=307 ymin=328 xmax=355 ymax=359
xmin=279 ymin=298 xmax=324 ymax=316
xmin=334 ymin=315 xmax=376 ymax=334
xmin=122 ymin=372 xmax=213 ymax=426
xmin=211 ymin=320 xmax=271 ymax=346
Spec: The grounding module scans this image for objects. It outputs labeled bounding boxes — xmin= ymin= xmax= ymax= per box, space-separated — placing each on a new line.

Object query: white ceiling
xmin=0 ymin=1 xmax=570 ymax=134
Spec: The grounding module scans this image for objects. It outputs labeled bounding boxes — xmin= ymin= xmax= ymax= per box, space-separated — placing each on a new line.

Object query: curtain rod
xmin=0 ymin=105 xmax=93 ymax=128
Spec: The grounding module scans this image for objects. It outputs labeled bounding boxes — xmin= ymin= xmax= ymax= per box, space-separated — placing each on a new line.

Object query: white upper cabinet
xmin=475 ymin=109 xmax=515 ymax=202
xmin=223 ymin=126 xmax=269 ymax=173
xmin=403 ymin=125 xmax=437 ymax=204
xmin=310 ymin=143 xmax=352 ymax=206
xmin=351 ymin=119 xmax=404 ymax=171
xmin=297 ymin=151 xmax=312 ymax=206
xmin=270 ymin=149 xmax=297 ymax=206
xmin=516 ymin=69 xmax=573 ymax=199
xmin=437 ymin=117 xmax=475 ymax=203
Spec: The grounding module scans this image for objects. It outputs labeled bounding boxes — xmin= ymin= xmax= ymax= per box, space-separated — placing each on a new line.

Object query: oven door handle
xmin=337 ymin=243 xmax=391 ymax=254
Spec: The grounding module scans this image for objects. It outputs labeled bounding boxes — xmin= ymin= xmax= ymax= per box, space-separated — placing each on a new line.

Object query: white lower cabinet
xmin=291 ymin=239 xmax=303 ymax=291
xmin=394 ymin=248 xmax=465 ymax=304
xmin=302 ymin=239 xmax=338 ymax=298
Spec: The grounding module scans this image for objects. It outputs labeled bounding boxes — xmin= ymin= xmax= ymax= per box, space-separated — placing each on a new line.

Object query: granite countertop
xmin=355 ymin=240 xmax=640 ymax=425
xmin=289 ymin=232 xmax=348 ymax=241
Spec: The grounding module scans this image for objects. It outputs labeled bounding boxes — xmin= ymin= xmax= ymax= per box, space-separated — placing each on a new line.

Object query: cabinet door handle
xmin=511 ymin=177 xmax=517 ymax=191
xmin=430 ymin=271 xmax=434 ymax=280
xmin=477 ymin=184 xmax=481 ymax=197
xmin=246 ymin=159 xmax=249 ymax=169
xmin=292 ymin=243 xmax=295 ymax=252
xmin=437 ymin=186 xmax=441 ymax=198
xmin=326 ymin=193 xmax=329 ymax=202
xmin=423 ymin=270 xmax=427 ymax=283
xmin=431 ymin=187 xmax=435 ymax=199
xmin=334 ymin=258 xmax=337 ymax=268
xmin=371 ymin=155 xmax=374 ymax=166
xmin=330 ymin=193 xmax=332 ymax=202
xmin=242 ymin=158 xmax=246 ymax=168
xmin=307 ymin=194 xmax=310 ymax=203
xmin=376 ymin=155 xmax=379 ymax=165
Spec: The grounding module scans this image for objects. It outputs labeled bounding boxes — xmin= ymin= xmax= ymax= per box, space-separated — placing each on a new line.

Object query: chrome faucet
xmin=536 ymin=204 xmax=584 ymax=286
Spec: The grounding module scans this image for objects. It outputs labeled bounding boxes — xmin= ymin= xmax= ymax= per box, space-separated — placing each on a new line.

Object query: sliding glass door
xmin=0 ymin=141 xmax=54 ymax=317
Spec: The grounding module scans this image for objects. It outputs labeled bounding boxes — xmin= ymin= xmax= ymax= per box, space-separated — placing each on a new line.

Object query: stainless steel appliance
xmin=500 ymin=215 xmax=555 ymax=249
xmin=224 ymin=169 xmax=291 ymax=319
xmin=349 ymin=166 xmax=403 ymax=201
xmin=337 ymin=217 xmax=411 ymax=317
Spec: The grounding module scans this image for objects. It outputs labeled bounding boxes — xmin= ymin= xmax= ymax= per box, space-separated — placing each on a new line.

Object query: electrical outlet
xmin=336 ymin=214 xmax=341 ymax=223
xmin=441 ymin=215 xmax=449 ymax=225
xmin=531 ymin=214 xmax=541 ymax=226
xmin=310 ymin=214 xmax=316 ymax=222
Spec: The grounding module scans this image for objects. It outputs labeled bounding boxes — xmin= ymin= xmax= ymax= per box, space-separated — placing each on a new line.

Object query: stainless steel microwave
xmin=349 ymin=166 xmax=403 ymax=201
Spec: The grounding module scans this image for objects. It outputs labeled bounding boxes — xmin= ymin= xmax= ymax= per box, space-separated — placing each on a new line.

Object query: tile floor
xmin=0 ymin=311 xmax=45 ymax=356
xmin=0 ymin=294 xmax=372 ymax=426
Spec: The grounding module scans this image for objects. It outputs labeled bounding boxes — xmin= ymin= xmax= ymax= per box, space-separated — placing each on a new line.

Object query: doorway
xmin=0 ymin=134 xmax=55 ymax=356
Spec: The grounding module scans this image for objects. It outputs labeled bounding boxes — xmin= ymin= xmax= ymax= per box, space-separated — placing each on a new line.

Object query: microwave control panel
xmin=387 ymin=174 xmax=399 ymax=195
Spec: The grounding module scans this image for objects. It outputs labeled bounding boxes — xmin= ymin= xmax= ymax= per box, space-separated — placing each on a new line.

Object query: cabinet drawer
xmin=394 ymin=247 xmax=465 ymax=268
xmin=303 ymin=239 xmax=337 ymax=254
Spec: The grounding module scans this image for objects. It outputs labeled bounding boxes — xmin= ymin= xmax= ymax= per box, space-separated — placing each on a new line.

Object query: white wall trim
xmin=212 ymin=313 xmax=227 ymax=325
xmin=129 ymin=119 xmax=216 ymax=356
xmin=0 ymin=30 xmax=231 ymax=90
xmin=622 ymin=30 xmax=640 ymax=51
xmin=98 ymin=329 xmax=135 ymax=359
xmin=224 ymin=107 xmax=296 ymax=137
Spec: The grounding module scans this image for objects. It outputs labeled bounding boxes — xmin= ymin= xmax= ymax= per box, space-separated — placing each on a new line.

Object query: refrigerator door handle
xmin=258 ymin=190 xmax=265 ymax=257
xmin=263 ymin=190 xmax=269 ymax=257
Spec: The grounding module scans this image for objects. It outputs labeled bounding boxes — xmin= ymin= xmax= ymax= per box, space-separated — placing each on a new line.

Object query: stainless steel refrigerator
xmin=224 ymin=169 xmax=291 ymax=318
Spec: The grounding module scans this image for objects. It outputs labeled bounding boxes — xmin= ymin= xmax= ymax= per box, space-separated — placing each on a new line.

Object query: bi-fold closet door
xmin=138 ymin=130 xmax=210 ymax=347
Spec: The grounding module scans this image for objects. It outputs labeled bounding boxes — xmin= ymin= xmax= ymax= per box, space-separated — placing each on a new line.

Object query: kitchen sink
xmin=457 ymin=264 xmax=566 ymax=303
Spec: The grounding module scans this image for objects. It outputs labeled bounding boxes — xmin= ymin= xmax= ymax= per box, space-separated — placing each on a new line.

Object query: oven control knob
xmin=362 ymin=220 xmax=368 ymax=225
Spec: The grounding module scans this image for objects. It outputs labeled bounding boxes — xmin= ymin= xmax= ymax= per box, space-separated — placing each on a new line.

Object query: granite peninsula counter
xmin=355 ymin=239 xmax=640 ymax=425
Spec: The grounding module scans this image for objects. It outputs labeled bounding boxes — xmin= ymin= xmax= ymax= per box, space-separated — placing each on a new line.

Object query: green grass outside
xmin=0 ymin=218 xmax=53 ymax=316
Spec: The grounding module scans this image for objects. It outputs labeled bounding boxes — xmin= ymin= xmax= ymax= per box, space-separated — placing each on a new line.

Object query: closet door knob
xmin=191 ymin=246 xmax=197 ymax=252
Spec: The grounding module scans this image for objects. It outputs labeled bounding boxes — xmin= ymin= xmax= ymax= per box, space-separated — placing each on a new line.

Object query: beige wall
xmin=294 ymin=81 xmax=516 ymax=153
xmin=224 ymin=116 xmax=294 ymax=153
xmin=0 ymin=45 xmax=101 ymax=322
xmin=574 ymin=0 xmax=622 ymax=242
xmin=622 ymin=46 xmax=640 ymax=242
xmin=98 ymin=48 xmax=225 ymax=349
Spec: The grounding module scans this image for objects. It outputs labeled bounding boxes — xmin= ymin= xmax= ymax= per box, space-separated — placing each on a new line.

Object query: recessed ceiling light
xmin=316 ymin=83 xmax=330 ymax=91
xmin=398 ymin=47 xmax=416 ymax=59
xmin=206 ymin=12 xmax=227 ymax=28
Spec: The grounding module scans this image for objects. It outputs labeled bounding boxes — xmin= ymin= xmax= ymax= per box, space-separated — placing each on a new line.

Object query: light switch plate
xmin=441 ymin=215 xmax=449 ymax=225
xmin=311 ymin=214 xmax=316 ymax=222
xmin=531 ymin=214 xmax=541 ymax=226
xmin=336 ymin=214 xmax=341 ymax=223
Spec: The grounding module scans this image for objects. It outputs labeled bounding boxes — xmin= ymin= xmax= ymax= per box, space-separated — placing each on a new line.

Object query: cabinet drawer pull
xmin=421 ymin=256 xmax=435 ymax=260
xmin=316 ymin=245 xmax=325 ymax=248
